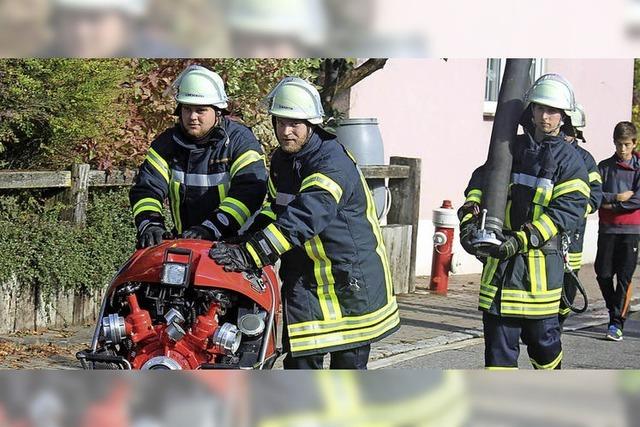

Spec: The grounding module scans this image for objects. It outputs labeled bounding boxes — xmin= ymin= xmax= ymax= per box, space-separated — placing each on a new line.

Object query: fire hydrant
xmin=430 ymin=200 xmax=458 ymax=295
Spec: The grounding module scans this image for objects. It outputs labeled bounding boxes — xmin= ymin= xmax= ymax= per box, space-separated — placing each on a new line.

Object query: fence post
xmin=62 ymin=163 xmax=90 ymax=226
xmin=387 ymin=157 xmax=421 ymax=292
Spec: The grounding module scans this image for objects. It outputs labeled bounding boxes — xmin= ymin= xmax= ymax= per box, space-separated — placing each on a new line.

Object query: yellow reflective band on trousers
xmin=259 ymin=372 xmax=467 ymax=427
xmin=300 ymin=173 xmax=344 ymax=203
xmin=589 ymin=170 xmax=603 ymax=184
xmin=486 ymin=366 xmax=518 ymax=370
xmin=479 ymin=258 xmax=499 ymax=310
xmin=303 ymin=236 xmax=342 ymax=321
xmin=551 ymin=178 xmax=590 ymax=200
xmin=465 ymin=188 xmax=482 ymax=204
xmin=559 ymin=306 xmax=571 ymax=316
xmin=145 ymin=147 xmax=170 ymax=183
xmin=219 ymin=197 xmax=251 ymax=226
xmin=568 ymin=252 xmax=582 ymax=270
xmin=132 ymin=197 xmax=162 ymax=217
xmin=530 ymin=351 xmax=562 ymax=370
xmin=531 ymin=213 xmax=558 ymax=241
xmin=263 ymin=223 xmax=292 ymax=255
xmin=230 ymin=150 xmax=264 ymax=178
xmin=169 ymin=180 xmax=182 ymax=234
xmin=505 ymin=200 xmax=512 ymax=230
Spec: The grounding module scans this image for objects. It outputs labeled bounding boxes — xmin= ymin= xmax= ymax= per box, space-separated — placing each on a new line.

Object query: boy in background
xmin=596 ymin=121 xmax=640 ymax=341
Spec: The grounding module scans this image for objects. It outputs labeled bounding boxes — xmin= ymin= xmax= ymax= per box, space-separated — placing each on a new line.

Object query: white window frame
xmin=483 ymin=58 xmax=546 ymax=117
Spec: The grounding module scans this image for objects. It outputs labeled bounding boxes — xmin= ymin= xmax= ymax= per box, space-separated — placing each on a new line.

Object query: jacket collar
xmin=613 ymin=152 xmax=640 ymax=171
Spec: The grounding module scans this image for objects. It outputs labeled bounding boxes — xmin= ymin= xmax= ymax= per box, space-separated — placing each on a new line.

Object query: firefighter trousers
xmin=483 ymin=312 xmax=562 ymax=369
xmin=595 ymin=233 xmax=639 ymax=330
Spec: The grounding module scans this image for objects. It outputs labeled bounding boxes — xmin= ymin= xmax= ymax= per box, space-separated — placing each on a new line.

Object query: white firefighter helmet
xmin=264 ymin=77 xmax=324 ymax=125
xmin=524 ymin=73 xmax=576 ymax=114
xmin=567 ymin=103 xmax=586 ymax=129
xmin=225 ymin=0 xmax=328 ymax=46
xmin=53 ymin=0 xmax=148 ymax=16
xmin=170 ymin=65 xmax=229 ymax=109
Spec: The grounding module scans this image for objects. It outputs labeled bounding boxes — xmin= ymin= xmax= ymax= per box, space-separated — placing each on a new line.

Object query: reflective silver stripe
xmin=512 ymin=173 xmax=537 ymax=187
xmin=275 ymin=192 xmax=296 ymax=206
xmin=512 ymin=173 xmax=553 ymax=190
xmin=171 ymin=170 xmax=230 ymax=187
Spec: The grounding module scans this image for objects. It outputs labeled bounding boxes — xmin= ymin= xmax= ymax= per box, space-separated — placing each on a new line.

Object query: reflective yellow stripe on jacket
xmin=219 ymin=197 xmax=251 ymax=226
xmin=132 ymin=197 xmax=162 ymax=218
xmin=230 ymin=150 xmax=265 ymax=178
xmin=145 ymin=147 xmax=170 ymax=183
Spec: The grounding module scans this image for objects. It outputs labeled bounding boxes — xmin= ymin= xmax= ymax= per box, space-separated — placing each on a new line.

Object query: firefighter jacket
xmin=566 ymin=141 xmax=602 ymax=271
xmin=246 ymin=130 xmax=400 ymax=357
xmin=462 ymin=131 xmax=589 ymax=319
xmin=129 ymin=118 xmax=267 ymax=238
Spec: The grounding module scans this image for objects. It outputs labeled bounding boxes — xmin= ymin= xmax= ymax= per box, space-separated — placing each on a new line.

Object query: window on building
xmin=483 ymin=58 xmax=545 ymax=116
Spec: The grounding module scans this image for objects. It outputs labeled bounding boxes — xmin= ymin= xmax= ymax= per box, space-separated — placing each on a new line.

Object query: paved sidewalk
xmin=0 ymin=263 xmax=637 ymax=369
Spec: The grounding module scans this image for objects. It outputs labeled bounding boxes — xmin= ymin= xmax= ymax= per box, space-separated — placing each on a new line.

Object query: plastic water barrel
xmin=336 ymin=118 xmax=386 ymax=218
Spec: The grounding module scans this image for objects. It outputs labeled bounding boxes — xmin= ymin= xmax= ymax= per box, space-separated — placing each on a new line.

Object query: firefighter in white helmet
xmin=557 ymin=103 xmax=602 ymax=327
xmin=210 ymin=77 xmax=400 ymax=369
xmin=459 ymin=73 xmax=589 ymax=369
xmin=130 ymin=64 xmax=267 ymax=248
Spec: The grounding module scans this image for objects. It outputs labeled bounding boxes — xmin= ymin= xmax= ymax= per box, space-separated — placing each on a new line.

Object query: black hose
xmin=562 ymin=270 xmax=589 ymax=314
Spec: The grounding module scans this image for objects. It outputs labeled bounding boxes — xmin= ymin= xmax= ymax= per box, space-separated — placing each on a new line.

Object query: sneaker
xmin=606 ymin=325 xmax=623 ymax=342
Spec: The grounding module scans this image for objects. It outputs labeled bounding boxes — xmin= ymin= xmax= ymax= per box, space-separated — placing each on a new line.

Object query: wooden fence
xmin=0 ymin=157 xmax=420 ymax=331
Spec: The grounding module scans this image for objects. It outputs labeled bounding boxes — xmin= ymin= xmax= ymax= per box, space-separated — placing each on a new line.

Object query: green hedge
xmin=0 ymin=188 xmax=139 ymax=300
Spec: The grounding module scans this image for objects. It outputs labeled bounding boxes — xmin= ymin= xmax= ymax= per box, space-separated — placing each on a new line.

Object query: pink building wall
xmin=349 ymin=59 xmax=634 ymax=275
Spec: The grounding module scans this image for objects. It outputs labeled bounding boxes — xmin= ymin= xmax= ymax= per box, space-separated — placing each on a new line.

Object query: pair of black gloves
xmin=137 ymin=222 xmax=217 ymax=248
xmin=137 ymin=221 xmax=276 ymax=273
xmin=458 ymin=202 xmax=538 ymax=260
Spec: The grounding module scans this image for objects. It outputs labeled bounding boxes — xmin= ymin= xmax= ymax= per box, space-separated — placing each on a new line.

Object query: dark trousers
xmin=594 ymin=233 xmax=639 ymax=329
xmin=483 ymin=312 xmax=562 ymax=369
xmin=281 ymin=316 xmax=371 ymax=369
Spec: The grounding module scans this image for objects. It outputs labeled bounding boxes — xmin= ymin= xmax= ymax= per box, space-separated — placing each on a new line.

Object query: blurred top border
xmin=0 ymin=0 xmax=638 ymax=58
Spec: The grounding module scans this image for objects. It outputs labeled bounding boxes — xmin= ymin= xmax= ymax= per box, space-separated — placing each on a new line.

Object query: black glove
xmin=137 ymin=222 xmax=169 ymax=249
xmin=210 ymin=230 xmax=281 ymax=272
xmin=460 ymin=220 xmax=479 ymax=256
xmin=209 ymin=242 xmax=257 ymax=273
xmin=457 ymin=201 xmax=480 ymax=223
xmin=484 ymin=231 xmax=524 ymax=260
xmin=183 ymin=221 xmax=221 ymax=241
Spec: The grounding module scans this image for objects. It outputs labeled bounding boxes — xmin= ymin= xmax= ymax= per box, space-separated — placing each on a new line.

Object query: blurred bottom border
xmin=0 ymin=370 xmax=636 ymax=427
